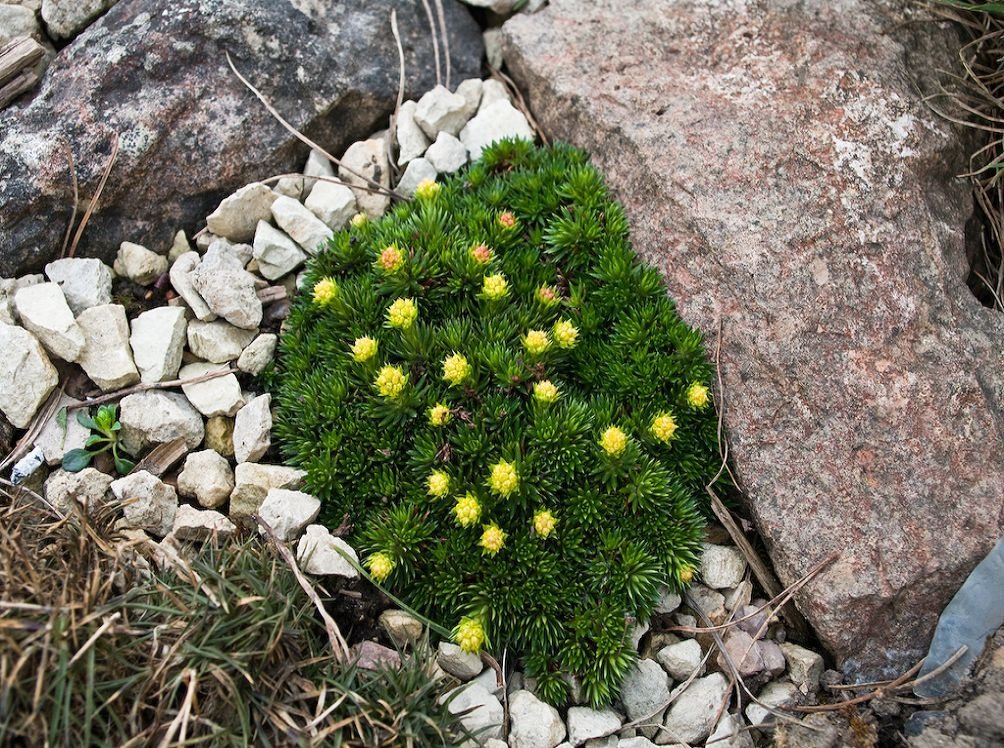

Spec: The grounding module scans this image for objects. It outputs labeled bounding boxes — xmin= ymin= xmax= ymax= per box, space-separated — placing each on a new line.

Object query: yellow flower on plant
xmin=470 ymin=243 xmax=493 ymax=264
xmin=427 ymin=470 xmax=450 ymax=498
xmin=351 ymin=336 xmax=378 ymax=362
xmin=454 ymin=616 xmax=486 ymax=653
xmin=650 ymin=412 xmax=678 ymax=443
xmin=552 ymin=319 xmax=579 ymax=349
xmin=350 ymin=212 xmax=369 ymax=228
xmin=533 ymin=509 xmax=557 ymax=539
xmin=482 ymin=273 xmax=509 ymax=300
xmin=498 ymin=211 xmax=518 ymax=230
xmin=687 ymin=382 xmax=710 ymax=409
xmin=679 ymin=565 xmax=695 ymax=584
xmin=415 ymin=178 xmax=441 ymax=200
xmin=600 ymin=426 xmax=628 ymax=456
xmin=312 ymin=277 xmax=338 ymax=306
xmin=428 ymin=403 xmax=452 ymax=427
xmin=374 ymin=365 xmax=408 ymax=398
xmin=442 ymin=353 xmax=471 ymax=387
xmin=453 ymin=492 xmax=482 ymax=527
xmin=533 ymin=380 xmax=559 ymax=404
xmin=488 ymin=460 xmax=519 ymax=497
xmin=480 ymin=523 xmax=507 ymax=555
xmin=536 ymin=284 xmax=559 ymax=305
xmin=386 ymin=297 xmax=418 ymax=329
xmin=367 ymin=552 xmax=394 ymax=582
xmin=377 ymin=244 xmax=405 ymax=273
xmin=523 ymin=329 xmax=551 ymax=356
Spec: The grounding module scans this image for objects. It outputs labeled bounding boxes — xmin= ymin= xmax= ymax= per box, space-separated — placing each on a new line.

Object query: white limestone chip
xmin=701 ymin=544 xmax=748 ymax=589
xmin=233 ymin=393 xmax=271 ymax=463
xmin=229 ymin=463 xmax=306 ymax=518
xmin=426 ymin=131 xmax=468 ymax=174
xmin=206 ymin=182 xmax=277 ymax=242
xmin=304 ymin=180 xmax=357 ymax=231
xmin=460 ymin=99 xmax=534 ymax=161
xmin=237 ymin=333 xmax=277 ymax=376
xmin=270 ymin=195 xmax=333 ymax=255
xmin=119 ymin=390 xmax=205 ymax=454
xmin=35 ymin=393 xmax=89 ymax=465
xmin=177 ymin=449 xmax=234 ymax=508
xmin=252 ymin=220 xmax=306 ymax=280
xmin=414 ymin=84 xmax=470 ymax=138
xmin=296 ymin=524 xmax=359 ymax=578
xmin=172 ymin=504 xmax=236 ymax=541
xmin=396 ymin=158 xmax=438 ymax=198
xmin=395 ymin=99 xmax=430 ymax=165
xmin=43 ymin=257 xmax=113 ymax=315
xmin=13 ymin=282 xmax=84 ymax=362
xmin=178 ymin=362 xmax=244 ymax=417
xmin=169 ymin=252 xmax=215 ymax=321
xmin=75 ymin=304 xmax=140 ymax=391
xmin=130 ymin=306 xmax=187 ymax=383
xmin=339 ymin=138 xmax=390 ymax=217
xmin=114 ymin=241 xmax=168 ymax=285
xmin=187 ymin=319 xmax=257 ymax=364
xmin=191 ymin=244 xmax=262 ymax=330
xmin=258 ymin=488 xmax=320 ymax=541
xmin=110 ymin=470 xmax=178 ymax=538
xmin=44 ymin=467 xmax=113 ymax=515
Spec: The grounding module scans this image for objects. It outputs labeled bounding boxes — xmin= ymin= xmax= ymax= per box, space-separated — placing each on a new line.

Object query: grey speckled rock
xmin=0 ymin=0 xmax=482 ymax=276
xmin=503 ymin=0 xmax=1004 ymax=679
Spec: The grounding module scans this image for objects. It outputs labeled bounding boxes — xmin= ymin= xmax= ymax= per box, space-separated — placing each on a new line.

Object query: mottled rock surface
xmin=0 ymin=0 xmax=483 ymax=276
xmin=504 ymin=0 xmax=1004 ymax=678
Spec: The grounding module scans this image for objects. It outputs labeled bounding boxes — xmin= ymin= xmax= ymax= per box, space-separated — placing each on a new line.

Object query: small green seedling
xmin=61 ymin=404 xmax=135 ymax=475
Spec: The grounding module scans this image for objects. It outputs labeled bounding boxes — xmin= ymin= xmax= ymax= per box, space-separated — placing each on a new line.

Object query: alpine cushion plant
xmin=270 ymin=141 xmax=722 ymax=707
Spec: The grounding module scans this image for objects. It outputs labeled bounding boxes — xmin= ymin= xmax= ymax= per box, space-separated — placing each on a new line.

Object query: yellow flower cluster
xmin=350 ymin=212 xmax=369 ymax=228
xmin=374 ymin=365 xmax=407 ymax=398
xmin=470 ymin=243 xmax=493 ymax=264
xmin=428 ymin=403 xmax=451 ymax=427
xmin=533 ymin=509 xmax=557 ymax=538
xmin=415 ymin=178 xmax=441 ymax=200
xmin=552 ymin=319 xmax=579 ymax=349
xmin=377 ymin=244 xmax=405 ymax=273
xmin=679 ymin=566 xmax=695 ymax=584
xmin=427 ymin=470 xmax=450 ymax=498
xmin=650 ymin=412 xmax=677 ymax=443
xmin=442 ymin=353 xmax=471 ymax=387
xmin=523 ymin=329 xmax=551 ymax=355
xmin=367 ymin=552 xmax=394 ymax=582
xmin=600 ymin=426 xmax=628 ymax=456
xmin=482 ymin=273 xmax=509 ymax=300
xmin=453 ymin=492 xmax=482 ymax=527
xmin=533 ymin=380 xmax=559 ymax=404
xmin=480 ymin=523 xmax=507 ymax=555
xmin=488 ymin=460 xmax=519 ymax=497
xmin=351 ymin=336 xmax=378 ymax=362
xmin=454 ymin=616 xmax=485 ymax=653
xmin=312 ymin=277 xmax=338 ymax=306
xmin=386 ymin=297 xmax=418 ymax=329
xmin=687 ymin=382 xmax=710 ymax=408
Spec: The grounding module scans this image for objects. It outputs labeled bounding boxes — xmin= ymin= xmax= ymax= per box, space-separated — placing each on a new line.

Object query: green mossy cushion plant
xmin=270 ymin=140 xmax=722 ymax=707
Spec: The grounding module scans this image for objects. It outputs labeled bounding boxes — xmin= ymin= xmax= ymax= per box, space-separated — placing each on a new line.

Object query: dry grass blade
xmin=68 ymin=132 xmax=119 ymax=258
xmin=387 ymin=9 xmax=406 ymax=179
xmin=66 ymin=365 xmax=237 ymax=411
xmin=418 ymin=0 xmax=442 ymax=88
xmin=60 ymin=141 xmax=79 ymax=258
xmin=433 ymin=0 xmax=451 ymax=90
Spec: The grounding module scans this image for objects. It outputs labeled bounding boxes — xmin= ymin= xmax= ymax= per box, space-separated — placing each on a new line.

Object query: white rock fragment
xmin=130 ymin=306 xmax=187 ymax=383
xmin=177 ymin=449 xmax=234 ymax=508
xmin=415 ymin=84 xmax=470 ymax=138
xmin=35 ymin=394 xmax=89 ymax=465
xmin=172 ymin=504 xmax=236 ymax=541
xmin=437 ymin=642 xmax=483 ymax=681
xmin=426 ymin=131 xmax=468 ymax=174
xmin=41 ymin=0 xmax=115 ymax=40
xmin=657 ymin=639 xmax=705 ymax=681
xmin=708 ymin=713 xmax=754 ymax=748
xmin=701 ymin=544 xmax=748 ymax=589
xmin=113 ymin=241 xmax=168 ymax=285
xmin=455 ymin=78 xmax=483 ymax=121
xmin=43 ymin=257 xmax=113 ymax=316
xmin=110 ymin=470 xmax=178 ymax=538
xmin=178 ymin=362 xmax=243 ymax=418
xmin=258 ymin=488 xmax=320 ymax=541
xmin=76 ymin=304 xmax=140 ymax=391
xmin=619 ymin=738 xmax=658 ymax=748
xmin=0 ymin=4 xmax=39 ymax=46
xmin=621 ymin=659 xmax=670 ymax=728
xmin=0 ymin=275 xmax=42 ymax=325
xmin=274 ymin=175 xmax=305 ymax=200
xmin=44 ymin=467 xmax=113 ymax=515
xmin=252 ymin=220 xmax=307 ymax=280
xmin=168 ymin=230 xmax=192 ymax=262
xmin=13 ymin=282 xmax=85 ymax=362
xmin=396 ymin=158 xmax=438 ymax=198
xmin=395 ymin=100 xmax=430 ymax=165
xmin=460 ymin=100 xmax=535 ymax=161
xmin=237 ymin=333 xmax=277 ymax=376
xmin=379 ymin=609 xmax=423 ymax=647
xmin=230 ymin=462 xmax=307 ymax=518
xmin=169 ymin=252 xmax=215 ymax=321
xmin=780 ymin=643 xmax=824 ymax=692
xmin=508 ymin=689 xmax=566 ymax=748
xmin=655 ymin=587 xmax=682 ymax=614
xmin=119 ymin=390 xmax=205 ymax=454
xmin=303 ymin=148 xmax=335 ymax=194
xmin=305 ymin=179 xmax=357 ymax=231
xmin=660 ymin=673 xmax=729 ymax=745
xmin=442 ymin=683 xmax=504 ymax=741
xmin=296 ymin=524 xmax=359 ymax=578
xmin=479 ymin=79 xmax=511 ymax=111
xmin=483 ymin=28 xmax=503 ymax=69
xmin=270 ymin=195 xmax=333 ymax=255
xmin=191 ymin=244 xmax=262 ymax=330
xmin=567 ymin=707 xmax=622 ymax=747
xmin=339 ymin=138 xmax=390 ymax=217
xmin=233 ymin=393 xmax=271 ymax=463
xmin=206 ymin=182 xmax=277 ymax=242
xmin=745 ymin=680 xmax=799 ymax=726
xmin=187 ymin=319 xmax=256 ymax=364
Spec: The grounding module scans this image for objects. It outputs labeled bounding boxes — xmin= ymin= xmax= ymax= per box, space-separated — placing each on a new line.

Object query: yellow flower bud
xmin=377 ymin=244 xmax=405 ymax=273
xmin=454 ymin=616 xmax=486 ymax=653
xmin=386 ymin=297 xmax=418 ymax=329
xmin=651 ymin=412 xmax=678 ymax=443
xmin=523 ymin=329 xmax=551 ymax=356
xmin=442 ymin=353 xmax=471 ymax=387
xmin=312 ymin=277 xmax=338 ymax=306
xmin=350 ymin=212 xmax=369 ymax=228
xmin=453 ymin=492 xmax=482 ymax=527
xmin=351 ymin=336 xmax=378 ymax=362
xmin=600 ymin=426 xmax=628 ymax=456
xmin=679 ymin=566 xmax=695 ymax=584
xmin=488 ymin=460 xmax=519 ymax=497
xmin=687 ymin=382 xmax=710 ymax=409
xmin=552 ymin=319 xmax=579 ymax=349
xmin=374 ymin=365 xmax=408 ymax=398
xmin=533 ymin=509 xmax=557 ymax=538
xmin=367 ymin=552 xmax=394 ymax=582
xmin=533 ymin=380 xmax=559 ymax=404
xmin=498 ymin=211 xmax=517 ymax=230
xmin=482 ymin=273 xmax=509 ymax=300
xmin=428 ymin=403 xmax=452 ymax=427
xmin=480 ymin=523 xmax=507 ymax=555
xmin=427 ymin=470 xmax=450 ymax=498
xmin=415 ymin=178 xmax=441 ymax=200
